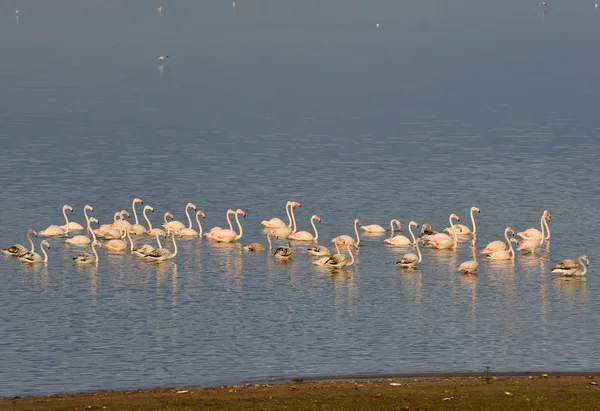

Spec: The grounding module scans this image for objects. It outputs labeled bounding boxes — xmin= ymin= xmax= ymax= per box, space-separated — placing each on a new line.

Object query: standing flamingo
xmin=552 ymin=255 xmax=589 ymax=276
xmin=396 ymin=222 xmax=422 ymax=268
xmin=3 ymin=229 xmax=37 ymax=257
xmin=19 ymin=240 xmax=50 ymax=264
xmin=426 ymin=214 xmax=460 ymax=250
xmin=384 ymin=219 xmax=417 ymax=246
xmin=445 ymin=206 xmax=479 ymax=235
xmin=332 ymin=219 xmax=362 ymax=249
xmin=205 ymin=209 xmax=235 ymax=239
xmin=481 ymin=227 xmax=515 ymax=254
xmin=268 ymin=202 xmax=301 ymax=238
xmin=215 ymin=209 xmax=246 ymax=242
xmin=39 ymin=204 xmax=73 ymax=236
xmin=486 ymin=238 xmax=518 ymax=260
xmin=288 ymin=215 xmax=321 ymax=241
xmin=458 ymin=238 xmax=479 ymax=273
xmin=60 ymin=205 xmax=85 ymax=232
xmin=261 ymin=201 xmax=300 ymax=228
xmin=517 ymin=210 xmax=551 ymax=240
xmin=129 ymin=198 xmax=146 ymax=235
xmin=517 ymin=217 xmax=547 ymax=254
xmin=179 ymin=210 xmax=205 ymax=237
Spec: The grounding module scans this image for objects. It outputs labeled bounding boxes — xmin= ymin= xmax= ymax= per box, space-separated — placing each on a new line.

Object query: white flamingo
xmin=73 ymin=219 xmax=100 ymax=265
xmin=143 ymin=205 xmax=167 ymax=237
xmin=163 ymin=203 xmax=196 ymax=233
xmin=179 ymin=210 xmax=205 ymax=237
xmin=517 ymin=217 xmax=547 ymax=254
xmin=384 ymin=219 xmax=417 ymax=246
xmin=288 ymin=215 xmax=321 ymax=241
xmin=261 ymin=201 xmax=300 ymax=228
xmin=205 ymin=209 xmax=235 ymax=239
xmin=113 ymin=210 xmax=132 ymax=231
xmin=105 ymin=227 xmax=128 ymax=252
xmin=458 ymin=238 xmax=479 ymax=273
xmin=552 ymin=255 xmax=589 ymax=276
xmin=60 ymin=205 xmax=85 ymax=232
xmin=3 ymin=229 xmax=37 ymax=257
xmin=396 ymin=222 xmax=422 ymax=269
xmin=143 ymin=232 xmax=178 ymax=262
xmin=481 ymin=227 xmax=515 ymax=254
xmin=323 ymin=243 xmax=355 ymax=269
xmin=39 ymin=204 xmax=73 ymax=236
xmin=360 ymin=221 xmax=386 ymax=233
xmin=215 ymin=209 xmax=245 ymax=243
xmin=94 ymin=212 xmax=121 ymax=238
xmin=19 ymin=240 xmax=50 ymax=264
xmin=129 ymin=198 xmax=146 ymax=235
xmin=268 ymin=203 xmax=300 ymax=238
xmin=445 ymin=206 xmax=479 ymax=235
xmin=332 ymin=219 xmax=362 ymax=249
xmin=426 ymin=214 xmax=460 ymax=250
xmin=517 ymin=210 xmax=551 ymax=240
xmin=65 ymin=205 xmax=95 ymax=246
xmin=486 ymin=238 xmax=518 ymax=260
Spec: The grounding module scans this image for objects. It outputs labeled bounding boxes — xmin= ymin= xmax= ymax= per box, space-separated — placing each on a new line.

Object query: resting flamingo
xmin=131 ymin=233 xmax=163 ymax=258
xmin=481 ymin=227 xmax=515 ymax=254
xmin=105 ymin=227 xmax=128 ymax=252
xmin=396 ymin=222 xmax=422 ymax=268
xmin=242 ymin=242 xmax=265 ymax=252
xmin=552 ymin=255 xmax=589 ymax=276
xmin=360 ymin=220 xmax=386 ymax=233
xmin=445 ymin=206 xmax=479 ymax=235
xmin=332 ymin=219 xmax=361 ymax=249
xmin=3 ymin=229 xmax=36 ymax=257
xmin=261 ymin=201 xmax=300 ymax=228
xmin=73 ymin=218 xmax=100 ymax=265
xmin=288 ymin=215 xmax=321 ymax=241
xmin=323 ymin=244 xmax=355 ymax=269
xmin=458 ymin=239 xmax=478 ymax=273
xmin=179 ymin=210 xmax=205 ymax=237
xmin=143 ymin=232 xmax=178 ymax=262
xmin=517 ymin=217 xmax=547 ymax=254
xmin=129 ymin=198 xmax=146 ymax=235
xmin=426 ymin=214 xmax=460 ymax=249
xmin=268 ymin=202 xmax=300 ymax=239
xmin=60 ymin=205 xmax=85 ymax=232
xmin=205 ymin=209 xmax=235 ymax=239
xmin=384 ymin=219 xmax=417 ymax=246
xmin=39 ymin=204 xmax=73 ymax=236
xmin=19 ymin=240 xmax=50 ymax=264
xmin=65 ymin=205 xmax=95 ymax=246
xmin=307 ymin=245 xmax=331 ymax=257
xmin=486 ymin=238 xmax=518 ymax=260
xmin=215 ymin=209 xmax=246 ymax=242
xmin=517 ymin=210 xmax=551 ymax=240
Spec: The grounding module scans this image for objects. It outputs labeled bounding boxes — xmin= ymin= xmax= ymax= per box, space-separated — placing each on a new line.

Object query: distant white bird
xmin=157 ymin=6 xmax=162 ymax=13
xmin=376 ymin=23 xmax=380 ymax=29
xmin=539 ymin=1 xmax=547 ymax=6
xmin=232 ymin=1 xmax=236 ymax=8
xmin=158 ymin=55 xmax=169 ymax=61
xmin=596 ymin=3 xmax=598 ymax=8
xmin=15 ymin=9 xmax=19 ymax=14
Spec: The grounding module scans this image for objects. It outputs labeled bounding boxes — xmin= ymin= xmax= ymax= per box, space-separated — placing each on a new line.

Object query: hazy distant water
xmin=1 ymin=0 xmax=600 ymax=397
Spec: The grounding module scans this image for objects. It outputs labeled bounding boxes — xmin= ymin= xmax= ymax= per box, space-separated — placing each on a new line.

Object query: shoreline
xmin=3 ymin=373 xmax=600 ymax=410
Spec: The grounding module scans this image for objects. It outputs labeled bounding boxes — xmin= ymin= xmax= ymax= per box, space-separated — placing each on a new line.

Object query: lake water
xmin=1 ymin=0 xmax=600 ymax=397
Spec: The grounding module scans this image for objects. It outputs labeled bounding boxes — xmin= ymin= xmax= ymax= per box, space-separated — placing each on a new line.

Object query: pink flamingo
xmin=215 ymin=209 xmax=246 ymax=242
xmin=458 ymin=239 xmax=478 ymax=273
xmin=268 ymin=202 xmax=301 ymax=238
xmin=332 ymin=219 xmax=362 ymax=249
xmin=261 ymin=201 xmax=300 ymax=228
xmin=179 ymin=210 xmax=205 ymax=237
xmin=65 ymin=205 xmax=95 ymax=246
xmin=517 ymin=217 xmax=547 ymax=254
xmin=445 ymin=206 xmax=479 ymax=235
xmin=517 ymin=210 xmax=551 ymax=240
xmin=395 ymin=222 xmax=422 ymax=268
xmin=486 ymin=238 xmax=518 ymax=260
xmin=205 ymin=209 xmax=235 ymax=239
xmin=384 ymin=220 xmax=417 ymax=246
xmin=288 ymin=215 xmax=321 ymax=241
xmin=426 ymin=214 xmax=460 ymax=249
xmin=39 ymin=204 xmax=73 ymax=236
xmin=129 ymin=198 xmax=146 ymax=235
xmin=480 ymin=227 xmax=515 ymax=254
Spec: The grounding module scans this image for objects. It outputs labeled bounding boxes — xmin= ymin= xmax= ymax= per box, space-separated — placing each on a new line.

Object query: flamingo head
xmin=471 ymin=206 xmax=480 ymax=213
xmin=409 ymin=221 xmax=418 ymax=228
xmin=237 ymin=209 xmax=246 ymax=217
xmin=356 ymin=219 xmax=362 ymax=226
xmin=89 ymin=218 xmax=99 ymax=225
xmin=508 ymin=227 xmax=515 ymax=236
xmin=134 ymin=198 xmax=143 ymax=204
xmin=165 ymin=212 xmax=174 ymax=220
xmin=64 ymin=205 xmax=74 ymax=212
xmin=544 ymin=210 xmax=551 ymax=220
xmin=198 ymin=210 xmax=205 ymax=218
xmin=121 ymin=210 xmax=130 ymax=218
xmin=41 ymin=240 xmax=50 ymax=249
xmin=293 ymin=202 xmax=301 ymax=208
xmin=187 ymin=202 xmax=197 ymax=209
xmin=313 ymin=215 xmax=321 ymax=223
xmin=450 ymin=213 xmax=460 ymax=222
xmin=85 ymin=205 xmax=94 ymax=211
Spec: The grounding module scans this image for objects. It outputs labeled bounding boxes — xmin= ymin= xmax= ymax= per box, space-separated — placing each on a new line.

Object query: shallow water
xmin=1 ymin=0 xmax=600 ymax=397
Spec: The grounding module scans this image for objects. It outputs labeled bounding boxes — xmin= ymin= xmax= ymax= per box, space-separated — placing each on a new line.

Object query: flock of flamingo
xmin=1 ymin=199 xmax=590 ymax=277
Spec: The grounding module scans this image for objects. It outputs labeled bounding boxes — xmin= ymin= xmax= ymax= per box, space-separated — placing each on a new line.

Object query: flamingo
xmin=65 ymin=205 xmax=95 ymax=246
xmin=163 ymin=203 xmax=196 ymax=233
xmin=458 ymin=239 xmax=479 ymax=274
xmin=215 ymin=209 xmax=245 ymax=242
xmin=517 ymin=217 xmax=547 ymax=254
xmin=445 ymin=206 xmax=479 ymax=235
xmin=39 ymin=204 xmax=73 ymax=236
xmin=384 ymin=219 xmax=417 ymax=246
xmin=486 ymin=238 xmax=518 ymax=260
xmin=60 ymin=205 xmax=85 ymax=232
xmin=552 ymin=255 xmax=589 ymax=276
xmin=539 ymin=1 xmax=547 ymax=5
xmin=481 ymin=227 xmax=515 ymax=254
xmin=360 ymin=221 xmax=386 ymax=233
xmin=3 ymin=229 xmax=37 ymax=257
xmin=158 ymin=55 xmax=168 ymax=60
xmin=114 ymin=210 xmax=132 ymax=230
xmin=205 ymin=209 xmax=235 ymax=239
xmin=19 ymin=240 xmax=50 ymax=264
xmin=419 ymin=223 xmax=438 ymax=243
xmin=288 ymin=215 xmax=321 ymax=241
xmin=517 ymin=210 xmax=551 ymax=240
xmin=142 ymin=205 xmax=167 ymax=237
xmin=129 ymin=198 xmax=146 ymax=235
xmin=95 ymin=212 xmax=121 ymax=238
xmin=105 ymin=227 xmax=128 ymax=252
xmin=268 ymin=202 xmax=301 ymax=238
xmin=143 ymin=232 xmax=178 ymax=262
xmin=179 ymin=210 xmax=205 ymax=237
xmin=424 ymin=214 xmax=460 ymax=249
xmin=131 ymin=233 xmax=163 ymax=258
xmin=396 ymin=222 xmax=422 ymax=269
xmin=73 ymin=218 xmax=100 ymax=265
xmin=273 ymin=241 xmax=293 ymax=260
xmin=242 ymin=242 xmax=265 ymax=252
xmin=261 ymin=201 xmax=300 ymax=228
xmin=307 ymin=245 xmax=331 ymax=257
xmin=332 ymin=219 xmax=361 ymax=249
xmin=323 ymin=243 xmax=355 ymax=269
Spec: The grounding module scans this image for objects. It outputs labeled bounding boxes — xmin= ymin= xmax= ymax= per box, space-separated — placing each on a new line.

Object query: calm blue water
xmin=1 ymin=0 xmax=600 ymax=397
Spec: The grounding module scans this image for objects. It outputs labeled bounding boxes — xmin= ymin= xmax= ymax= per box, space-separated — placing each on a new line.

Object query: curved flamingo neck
xmin=155 ymin=233 xmax=163 ymax=249
xmin=170 ymin=234 xmax=178 ymax=258
xmin=408 ymin=224 xmax=416 ymax=246
xmin=311 ymin=216 xmax=319 ymax=241
xmin=163 ymin=213 xmax=170 ymax=225
xmin=470 ymin=209 xmax=477 ymax=234
xmin=226 ymin=210 xmax=235 ymax=231
xmin=415 ymin=237 xmax=422 ymax=264
xmin=290 ymin=206 xmax=297 ymax=233
xmin=267 ymin=233 xmax=273 ymax=251
xmin=196 ymin=212 xmax=203 ymax=235
xmin=63 ymin=207 xmax=70 ymax=235
xmin=354 ymin=219 xmax=361 ymax=247
xmin=113 ymin=212 xmax=120 ymax=224
xmin=132 ymin=200 xmax=140 ymax=225
xmin=91 ymin=240 xmax=98 ymax=263
xmin=390 ymin=219 xmax=401 ymax=234
xmin=126 ymin=230 xmax=134 ymax=253
xmin=539 ymin=214 xmax=546 ymax=246
xmin=543 ymin=217 xmax=550 ymax=240
xmin=144 ymin=208 xmax=153 ymax=231
xmin=286 ymin=202 xmax=293 ymax=228
xmin=471 ymin=239 xmax=477 ymax=263
xmin=503 ymin=227 xmax=511 ymax=248
xmin=579 ymin=256 xmax=588 ymax=275
xmin=449 ymin=216 xmax=458 ymax=248
xmin=84 ymin=207 xmax=91 ymax=227
xmin=508 ymin=238 xmax=516 ymax=259
xmin=346 ymin=245 xmax=355 ymax=267
xmin=234 ymin=211 xmax=244 ymax=240
xmin=185 ymin=205 xmax=193 ymax=229
xmin=27 ymin=230 xmax=35 ymax=252
xmin=41 ymin=244 xmax=48 ymax=263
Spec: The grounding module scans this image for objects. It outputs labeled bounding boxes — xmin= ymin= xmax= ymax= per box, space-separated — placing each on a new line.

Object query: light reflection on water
xmin=1 ymin=0 xmax=600 ymax=398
